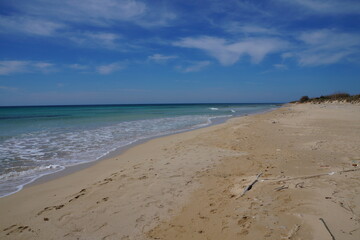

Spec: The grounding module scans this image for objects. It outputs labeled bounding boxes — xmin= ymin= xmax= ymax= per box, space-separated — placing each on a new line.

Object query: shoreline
xmin=1 ymin=103 xmax=359 ymax=239
xmin=1 ymin=103 xmax=282 ymax=199
xmin=1 ymin=113 xmax=232 ymax=198
xmin=25 ymin=115 xmax=232 ymax=186
xmin=0 ymin=109 xmax=246 ymax=239
xmin=18 ymin=108 xmax=277 ymax=196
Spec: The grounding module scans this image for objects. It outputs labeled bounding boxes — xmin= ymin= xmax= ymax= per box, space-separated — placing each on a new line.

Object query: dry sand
xmin=1 ymin=103 xmax=360 ymax=240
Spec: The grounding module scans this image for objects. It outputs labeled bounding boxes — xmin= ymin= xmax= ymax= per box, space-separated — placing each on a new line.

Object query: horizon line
xmin=0 ymin=102 xmax=285 ymax=108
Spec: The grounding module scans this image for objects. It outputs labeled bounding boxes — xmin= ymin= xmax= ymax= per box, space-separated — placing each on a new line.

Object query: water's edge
xmin=25 ymin=115 xmax=232 ymax=187
xmin=4 ymin=106 xmax=280 ymax=197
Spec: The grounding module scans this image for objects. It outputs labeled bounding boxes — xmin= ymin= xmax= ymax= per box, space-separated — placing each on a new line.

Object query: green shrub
xmin=299 ymin=96 xmax=309 ymax=103
xmin=295 ymin=92 xmax=360 ymax=103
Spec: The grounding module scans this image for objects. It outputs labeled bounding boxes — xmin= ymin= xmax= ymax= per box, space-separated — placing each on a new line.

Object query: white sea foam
xmin=0 ymin=104 xmax=279 ymax=197
xmin=0 ymin=164 xmax=65 ymax=197
xmin=0 ymin=114 xmax=228 ymax=197
xmin=0 ymin=164 xmax=63 ymax=181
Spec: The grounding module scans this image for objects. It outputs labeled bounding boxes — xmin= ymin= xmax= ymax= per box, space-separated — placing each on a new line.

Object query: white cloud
xmin=33 ymin=62 xmax=56 ymax=73
xmin=282 ymin=52 xmax=294 ymax=59
xmin=298 ymin=29 xmax=360 ymax=50
xmin=12 ymin=0 xmax=146 ymax=25
xmin=292 ymin=29 xmax=360 ymax=66
xmin=33 ymin=62 xmax=54 ymax=69
xmin=0 ymin=61 xmax=29 ymax=75
xmin=96 ymin=62 xmax=126 ymax=74
xmin=0 ymin=16 xmax=64 ymax=36
xmin=174 ymin=36 xmax=288 ymax=65
xmin=0 ymin=60 xmax=54 ymax=75
xmin=69 ymin=32 xmax=121 ymax=49
xmin=298 ymin=51 xmax=352 ymax=66
xmin=2 ymin=0 xmax=175 ymax=31
xmin=273 ymin=64 xmax=288 ymax=70
xmin=136 ymin=10 xmax=176 ymax=28
xmin=177 ymin=61 xmax=211 ymax=73
xmin=148 ymin=54 xmax=177 ymax=63
xmin=0 ymin=86 xmax=18 ymax=91
xmin=225 ymin=23 xmax=278 ymax=35
xmin=278 ymin=0 xmax=360 ymax=15
xmin=0 ymin=15 xmax=123 ymax=50
xmin=68 ymin=64 xmax=89 ymax=70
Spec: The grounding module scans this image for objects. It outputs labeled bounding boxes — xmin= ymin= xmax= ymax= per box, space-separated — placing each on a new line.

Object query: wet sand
xmin=1 ymin=103 xmax=360 ymax=239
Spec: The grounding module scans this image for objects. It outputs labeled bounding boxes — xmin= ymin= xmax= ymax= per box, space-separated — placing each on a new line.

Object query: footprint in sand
xmin=3 ymin=225 xmax=35 ymax=236
xmin=37 ymin=204 xmax=64 ymax=215
xmin=69 ymin=188 xmax=87 ymax=202
xmin=98 ymin=178 xmax=113 ymax=186
xmin=237 ymin=215 xmax=253 ymax=236
xmin=58 ymin=212 xmax=72 ymax=222
xmin=96 ymin=197 xmax=109 ymax=204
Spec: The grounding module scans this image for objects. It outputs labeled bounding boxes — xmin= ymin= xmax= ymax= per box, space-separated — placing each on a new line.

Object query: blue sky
xmin=0 ymin=0 xmax=360 ymax=105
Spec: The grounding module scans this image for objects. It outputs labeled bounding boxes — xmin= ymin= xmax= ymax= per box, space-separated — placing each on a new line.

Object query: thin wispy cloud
xmin=279 ymin=0 xmax=360 ymax=15
xmin=0 ymin=0 xmax=176 ymax=55
xmin=69 ymin=32 xmax=122 ymax=49
xmin=0 ymin=86 xmax=18 ymax=91
xmin=0 ymin=16 xmax=64 ymax=36
xmin=273 ymin=64 xmax=288 ymax=70
xmin=289 ymin=29 xmax=360 ymax=66
xmin=96 ymin=62 xmax=126 ymax=75
xmin=298 ymin=51 xmax=352 ymax=66
xmin=68 ymin=64 xmax=89 ymax=70
xmin=298 ymin=29 xmax=360 ymax=50
xmin=33 ymin=62 xmax=54 ymax=69
xmin=2 ymin=0 xmax=175 ymax=31
xmin=7 ymin=0 xmax=146 ymax=26
xmin=148 ymin=54 xmax=178 ymax=63
xmin=176 ymin=61 xmax=211 ymax=73
xmin=0 ymin=61 xmax=29 ymax=75
xmin=0 ymin=61 xmax=55 ymax=75
xmin=174 ymin=36 xmax=288 ymax=65
xmin=224 ymin=23 xmax=279 ymax=36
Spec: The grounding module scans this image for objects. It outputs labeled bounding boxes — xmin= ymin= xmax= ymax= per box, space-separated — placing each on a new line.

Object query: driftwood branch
xmin=239 ymin=173 xmax=262 ymax=197
xmin=319 ymin=218 xmax=336 ymax=240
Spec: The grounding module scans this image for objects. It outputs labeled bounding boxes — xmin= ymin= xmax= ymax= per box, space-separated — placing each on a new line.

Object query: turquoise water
xmin=0 ymin=104 xmax=279 ymax=197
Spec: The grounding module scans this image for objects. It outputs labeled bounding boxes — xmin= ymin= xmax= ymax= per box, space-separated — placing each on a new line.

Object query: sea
xmin=0 ymin=103 xmax=279 ymax=197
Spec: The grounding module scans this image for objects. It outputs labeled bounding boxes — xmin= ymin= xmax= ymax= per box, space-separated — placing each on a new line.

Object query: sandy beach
xmin=1 ymin=103 xmax=360 ymax=240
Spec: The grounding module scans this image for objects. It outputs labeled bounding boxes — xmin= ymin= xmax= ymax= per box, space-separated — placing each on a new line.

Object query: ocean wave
xmin=0 ymin=104 xmax=278 ymax=197
xmin=0 ymin=114 xmax=231 ymax=197
xmin=0 ymin=164 xmax=64 ymax=181
xmin=0 ymin=164 xmax=65 ymax=198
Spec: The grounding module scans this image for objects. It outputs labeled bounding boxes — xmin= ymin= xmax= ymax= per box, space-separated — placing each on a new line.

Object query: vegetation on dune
xmin=293 ymin=93 xmax=360 ymax=104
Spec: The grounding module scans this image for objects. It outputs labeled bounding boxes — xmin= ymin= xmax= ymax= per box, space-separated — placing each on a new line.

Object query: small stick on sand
xmin=319 ymin=218 xmax=336 ymax=240
xmin=263 ymin=168 xmax=360 ymax=183
xmin=274 ymin=185 xmax=288 ymax=191
xmin=239 ymin=173 xmax=262 ymax=197
xmin=283 ymin=224 xmax=300 ymax=239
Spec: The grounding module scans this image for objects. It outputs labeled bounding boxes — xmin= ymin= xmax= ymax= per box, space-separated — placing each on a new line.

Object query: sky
xmin=0 ymin=0 xmax=360 ymax=106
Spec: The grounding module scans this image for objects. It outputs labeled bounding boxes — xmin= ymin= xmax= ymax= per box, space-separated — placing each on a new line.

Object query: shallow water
xmin=0 ymin=103 xmax=279 ymax=197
